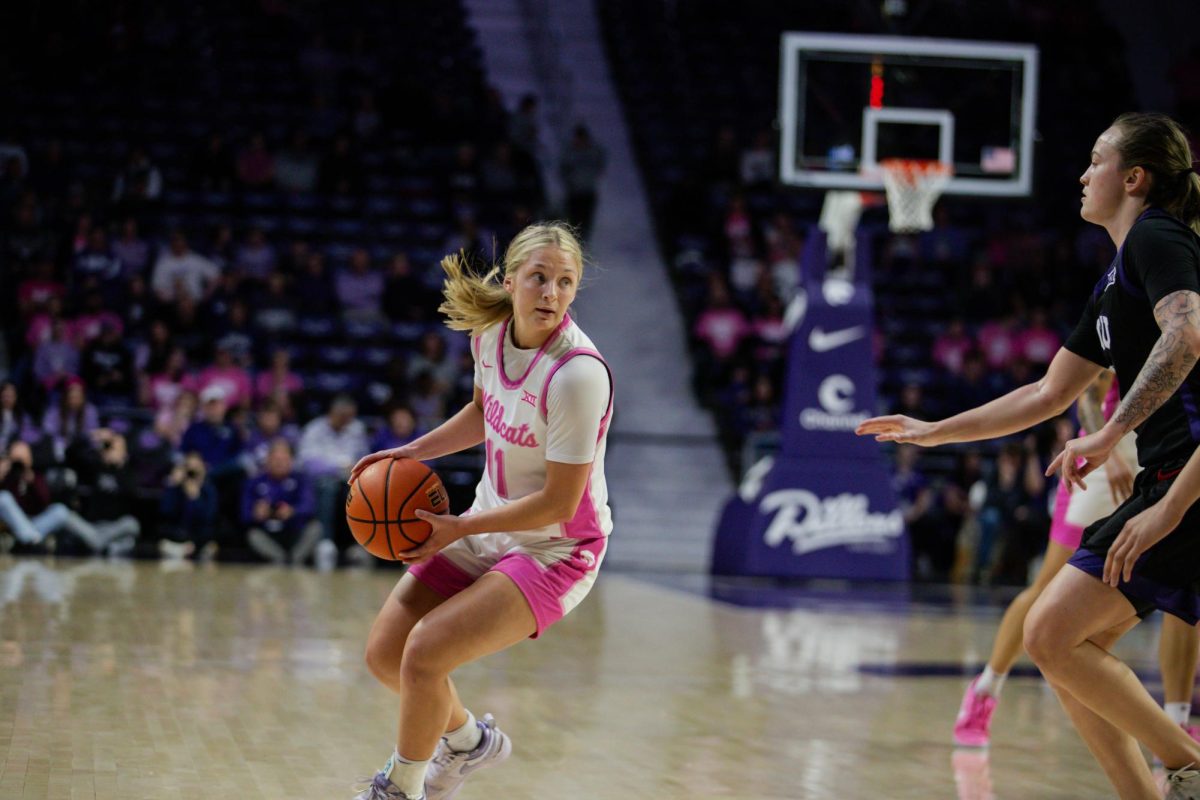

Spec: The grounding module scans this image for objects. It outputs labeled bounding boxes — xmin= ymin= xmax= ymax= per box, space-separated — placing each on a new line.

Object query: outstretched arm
xmin=856 ymin=347 xmax=1103 ymax=446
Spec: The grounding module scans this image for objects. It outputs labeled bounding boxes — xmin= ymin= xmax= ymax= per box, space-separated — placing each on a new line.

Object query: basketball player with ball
xmin=345 ymin=222 xmax=613 ymax=800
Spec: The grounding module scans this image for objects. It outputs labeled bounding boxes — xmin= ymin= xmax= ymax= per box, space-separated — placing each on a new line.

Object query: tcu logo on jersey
xmin=1096 ymin=315 xmax=1112 ymax=351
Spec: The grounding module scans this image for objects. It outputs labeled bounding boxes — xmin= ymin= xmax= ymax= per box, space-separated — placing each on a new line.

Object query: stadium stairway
xmin=464 ymin=0 xmax=733 ymax=571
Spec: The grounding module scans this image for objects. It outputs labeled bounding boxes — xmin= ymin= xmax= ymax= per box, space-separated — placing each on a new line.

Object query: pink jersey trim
xmin=496 ymin=314 xmax=572 ymax=390
xmin=538 ymin=348 xmax=614 ymax=440
xmin=561 ymin=476 xmax=604 ymax=539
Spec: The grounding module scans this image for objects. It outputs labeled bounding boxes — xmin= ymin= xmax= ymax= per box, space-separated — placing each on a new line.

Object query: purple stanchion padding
xmin=712 ymin=227 xmax=909 ymax=580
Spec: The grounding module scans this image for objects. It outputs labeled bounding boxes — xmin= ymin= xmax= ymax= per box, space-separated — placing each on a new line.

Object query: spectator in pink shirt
xmin=73 ymin=291 xmax=124 ymax=346
xmin=976 ymin=315 xmax=1018 ymax=371
xmin=196 ymin=345 xmax=253 ymax=409
xmin=255 ymin=348 xmax=303 ymax=419
xmin=25 ymin=295 xmax=73 ymax=350
xmin=694 ymin=279 xmax=750 ymax=362
xmin=1015 ymin=307 xmax=1062 ymax=366
xmin=932 ymin=318 xmax=975 ymax=376
xmin=141 ymin=347 xmax=199 ymax=416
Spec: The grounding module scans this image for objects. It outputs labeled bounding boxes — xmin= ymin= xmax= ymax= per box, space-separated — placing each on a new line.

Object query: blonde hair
xmin=438 ymin=221 xmax=585 ymax=336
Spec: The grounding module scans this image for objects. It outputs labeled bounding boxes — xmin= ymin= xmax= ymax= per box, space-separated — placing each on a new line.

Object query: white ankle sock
xmin=385 ymin=749 xmax=428 ymax=798
xmin=443 ymin=710 xmax=482 ymax=753
xmin=1166 ymin=701 xmax=1192 ymax=727
xmin=976 ymin=665 xmax=1007 ymax=698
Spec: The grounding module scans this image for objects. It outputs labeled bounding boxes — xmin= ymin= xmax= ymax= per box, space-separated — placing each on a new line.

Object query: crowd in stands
xmin=0 ymin=1 xmax=570 ymax=567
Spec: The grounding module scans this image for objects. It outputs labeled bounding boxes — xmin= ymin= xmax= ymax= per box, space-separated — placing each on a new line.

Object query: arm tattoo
xmin=1112 ymin=290 xmax=1200 ymax=432
xmin=1076 ymin=379 xmax=1108 ymax=435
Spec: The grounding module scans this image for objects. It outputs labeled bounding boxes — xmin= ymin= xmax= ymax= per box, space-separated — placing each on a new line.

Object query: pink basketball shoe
xmin=953 ymin=677 xmax=997 ymax=748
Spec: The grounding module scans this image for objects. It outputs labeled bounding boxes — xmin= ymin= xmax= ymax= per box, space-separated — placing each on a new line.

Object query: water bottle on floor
xmin=315 ymin=539 xmax=338 ymax=572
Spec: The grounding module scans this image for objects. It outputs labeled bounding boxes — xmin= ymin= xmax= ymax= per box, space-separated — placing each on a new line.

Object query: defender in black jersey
xmin=857 ymin=113 xmax=1200 ymax=797
xmin=1062 ymin=211 xmax=1200 ymax=600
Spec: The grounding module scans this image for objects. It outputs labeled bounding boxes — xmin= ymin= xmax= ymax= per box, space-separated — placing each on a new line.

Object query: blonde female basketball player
xmin=346 ymin=222 xmax=612 ymax=800
xmin=859 ymin=113 xmax=1200 ymax=798
xmin=954 ymin=372 xmax=1200 ymax=749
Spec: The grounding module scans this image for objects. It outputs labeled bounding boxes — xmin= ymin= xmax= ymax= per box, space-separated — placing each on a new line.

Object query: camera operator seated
xmin=0 ymin=440 xmax=136 ymax=554
xmin=82 ymin=429 xmax=142 ymax=555
xmin=158 ymin=451 xmax=218 ymax=560
xmin=241 ymin=438 xmax=321 ymax=565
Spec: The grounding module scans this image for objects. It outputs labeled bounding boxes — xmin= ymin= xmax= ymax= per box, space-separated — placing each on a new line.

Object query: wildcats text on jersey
xmin=482 ymin=390 xmax=540 ymax=448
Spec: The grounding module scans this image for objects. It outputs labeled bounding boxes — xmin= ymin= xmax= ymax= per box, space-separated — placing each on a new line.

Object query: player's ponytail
xmin=1177 ymin=171 xmax=1200 ymax=237
xmin=438 ymin=254 xmax=511 ymax=336
xmin=1112 ymin=112 xmax=1200 ymax=236
xmin=438 ymin=221 xmax=585 ymax=337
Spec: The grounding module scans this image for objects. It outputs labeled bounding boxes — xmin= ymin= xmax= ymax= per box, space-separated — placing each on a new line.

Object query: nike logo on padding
xmin=809 ymin=326 xmax=866 ymax=352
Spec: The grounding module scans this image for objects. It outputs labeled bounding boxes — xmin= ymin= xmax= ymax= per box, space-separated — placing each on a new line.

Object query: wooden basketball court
xmin=0 ymin=557 xmax=1175 ymax=798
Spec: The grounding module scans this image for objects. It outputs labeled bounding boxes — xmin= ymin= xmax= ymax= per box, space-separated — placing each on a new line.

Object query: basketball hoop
xmin=879 ymin=159 xmax=952 ymax=233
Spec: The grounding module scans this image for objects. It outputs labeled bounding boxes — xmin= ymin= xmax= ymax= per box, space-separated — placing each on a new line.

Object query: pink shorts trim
xmin=1048 ymin=478 xmax=1084 ymax=550
xmin=408 ymin=554 xmax=476 ymax=599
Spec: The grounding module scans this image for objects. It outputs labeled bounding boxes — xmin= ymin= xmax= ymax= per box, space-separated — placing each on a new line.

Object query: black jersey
xmin=1064 ymin=210 xmax=1200 ymax=467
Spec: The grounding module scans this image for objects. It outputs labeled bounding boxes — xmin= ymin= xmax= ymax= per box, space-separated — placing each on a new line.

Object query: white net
xmin=879 ymin=159 xmax=952 ymax=233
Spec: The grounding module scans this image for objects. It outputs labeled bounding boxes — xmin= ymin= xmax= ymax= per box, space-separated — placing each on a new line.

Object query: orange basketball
xmin=345 ymin=457 xmax=450 ymax=560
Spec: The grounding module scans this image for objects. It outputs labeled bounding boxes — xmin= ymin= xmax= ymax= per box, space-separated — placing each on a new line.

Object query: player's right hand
xmin=348 ymin=445 xmax=418 ymax=485
xmin=854 ymin=415 xmax=942 ymax=446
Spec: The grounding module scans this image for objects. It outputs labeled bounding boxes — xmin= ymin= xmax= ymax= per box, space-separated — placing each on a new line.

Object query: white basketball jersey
xmin=471 ymin=314 xmax=613 ymax=540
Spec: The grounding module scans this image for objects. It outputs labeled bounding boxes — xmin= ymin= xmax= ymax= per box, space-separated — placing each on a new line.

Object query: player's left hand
xmin=396 ymin=510 xmax=470 ymax=565
xmin=1046 ymin=426 xmax=1121 ymax=492
xmin=1102 ymin=503 xmax=1181 ymax=587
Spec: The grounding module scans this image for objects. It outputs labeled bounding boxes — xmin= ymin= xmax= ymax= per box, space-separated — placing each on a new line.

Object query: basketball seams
xmin=383 ymin=459 xmax=395 ymax=557
xmin=392 ymin=466 xmax=437 ymax=546
xmin=347 ymin=515 xmax=425 ymax=524
xmin=355 ymin=477 xmax=379 ymax=547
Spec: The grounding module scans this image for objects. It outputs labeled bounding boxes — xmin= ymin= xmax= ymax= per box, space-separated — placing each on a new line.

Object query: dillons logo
xmin=760 ymin=489 xmax=904 ymax=556
xmin=799 ymin=374 xmax=870 ymax=432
